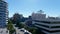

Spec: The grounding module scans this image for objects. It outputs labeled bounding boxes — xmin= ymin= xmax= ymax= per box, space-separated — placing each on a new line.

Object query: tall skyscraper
xmin=0 ymin=0 xmax=8 ymax=28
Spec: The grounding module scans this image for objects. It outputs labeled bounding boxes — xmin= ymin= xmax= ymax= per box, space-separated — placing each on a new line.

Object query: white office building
xmin=32 ymin=12 xmax=60 ymax=34
xmin=0 ymin=0 xmax=8 ymax=28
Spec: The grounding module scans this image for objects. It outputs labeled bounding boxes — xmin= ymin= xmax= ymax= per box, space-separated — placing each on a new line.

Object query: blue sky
xmin=6 ymin=0 xmax=60 ymax=17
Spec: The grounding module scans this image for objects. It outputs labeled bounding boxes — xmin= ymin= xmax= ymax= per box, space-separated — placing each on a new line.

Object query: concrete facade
xmin=32 ymin=12 xmax=60 ymax=34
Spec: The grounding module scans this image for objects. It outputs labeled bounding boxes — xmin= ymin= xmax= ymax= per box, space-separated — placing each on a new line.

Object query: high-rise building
xmin=0 ymin=0 xmax=8 ymax=28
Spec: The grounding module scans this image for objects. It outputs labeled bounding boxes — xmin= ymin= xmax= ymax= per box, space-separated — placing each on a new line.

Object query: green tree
xmin=12 ymin=13 xmax=23 ymax=24
xmin=7 ymin=20 xmax=15 ymax=34
xmin=16 ymin=22 xmax=25 ymax=29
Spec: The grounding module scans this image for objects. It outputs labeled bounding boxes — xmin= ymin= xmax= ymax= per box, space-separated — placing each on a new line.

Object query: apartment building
xmin=32 ymin=12 xmax=60 ymax=34
xmin=0 ymin=0 xmax=8 ymax=28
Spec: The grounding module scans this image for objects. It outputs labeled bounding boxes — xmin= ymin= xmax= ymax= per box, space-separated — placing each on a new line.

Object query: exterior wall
xmin=0 ymin=0 xmax=8 ymax=28
xmin=31 ymin=13 xmax=60 ymax=34
xmin=33 ymin=21 xmax=60 ymax=34
xmin=42 ymin=30 xmax=60 ymax=34
xmin=32 ymin=13 xmax=46 ymax=21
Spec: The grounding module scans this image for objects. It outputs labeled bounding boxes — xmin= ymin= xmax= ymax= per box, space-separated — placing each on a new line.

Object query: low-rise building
xmin=32 ymin=12 xmax=60 ymax=34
